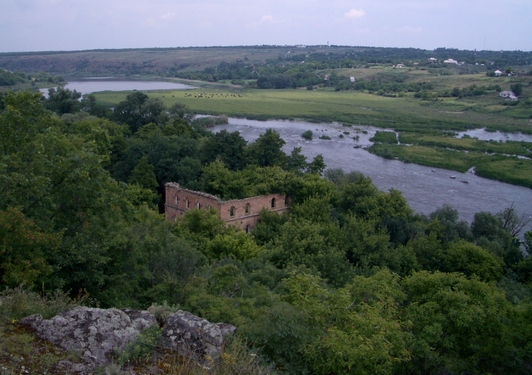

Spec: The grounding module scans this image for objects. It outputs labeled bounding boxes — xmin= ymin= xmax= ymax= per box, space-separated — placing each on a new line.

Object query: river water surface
xmin=210 ymin=118 xmax=532 ymax=232
xmin=40 ymin=79 xmax=195 ymax=97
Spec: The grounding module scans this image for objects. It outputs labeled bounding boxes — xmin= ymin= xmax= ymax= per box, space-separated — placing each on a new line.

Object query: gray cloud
xmin=0 ymin=0 xmax=530 ymax=52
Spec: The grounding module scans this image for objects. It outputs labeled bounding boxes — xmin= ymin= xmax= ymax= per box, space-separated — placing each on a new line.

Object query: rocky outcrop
xmin=162 ymin=310 xmax=236 ymax=365
xmin=20 ymin=306 xmax=236 ymax=373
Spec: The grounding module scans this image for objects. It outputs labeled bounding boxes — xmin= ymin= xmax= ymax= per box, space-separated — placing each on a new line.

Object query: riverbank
xmin=369 ymin=130 xmax=532 ymax=189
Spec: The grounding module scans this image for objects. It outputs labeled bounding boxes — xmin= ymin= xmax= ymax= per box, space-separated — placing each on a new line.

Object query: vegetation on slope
xmin=1 ymin=91 xmax=532 ymax=374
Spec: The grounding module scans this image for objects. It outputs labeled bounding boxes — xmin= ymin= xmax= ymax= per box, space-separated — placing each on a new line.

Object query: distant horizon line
xmin=1 ymin=44 xmax=531 ymax=55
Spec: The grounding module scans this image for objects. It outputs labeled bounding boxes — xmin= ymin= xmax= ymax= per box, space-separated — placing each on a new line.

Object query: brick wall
xmin=164 ymin=183 xmax=289 ymax=231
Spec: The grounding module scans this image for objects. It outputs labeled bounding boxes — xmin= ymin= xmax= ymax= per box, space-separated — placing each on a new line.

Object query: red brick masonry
xmin=164 ymin=182 xmax=290 ymax=231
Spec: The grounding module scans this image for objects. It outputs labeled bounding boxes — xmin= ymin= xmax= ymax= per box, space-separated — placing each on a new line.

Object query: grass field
xmin=93 ymin=85 xmax=532 ymax=133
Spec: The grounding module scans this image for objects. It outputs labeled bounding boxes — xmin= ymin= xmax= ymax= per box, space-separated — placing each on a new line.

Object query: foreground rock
xmin=20 ymin=306 xmax=236 ymax=373
xmin=162 ymin=310 xmax=237 ymax=365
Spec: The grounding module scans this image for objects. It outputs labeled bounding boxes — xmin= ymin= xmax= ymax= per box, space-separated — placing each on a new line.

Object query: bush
xmin=118 ymin=324 xmax=163 ymax=366
xmin=301 ymin=130 xmax=313 ymax=140
xmin=0 ymin=286 xmax=89 ymax=322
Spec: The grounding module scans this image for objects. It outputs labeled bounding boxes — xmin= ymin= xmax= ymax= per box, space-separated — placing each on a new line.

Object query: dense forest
xmin=1 ymin=89 xmax=532 ymax=374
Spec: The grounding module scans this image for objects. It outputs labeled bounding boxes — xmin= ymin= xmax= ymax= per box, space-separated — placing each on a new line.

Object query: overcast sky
xmin=1 ymin=0 xmax=530 ymax=53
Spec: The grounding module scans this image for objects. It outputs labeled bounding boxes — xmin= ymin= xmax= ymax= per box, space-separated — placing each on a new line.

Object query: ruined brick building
xmin=164 ymin=183 xmax=289 ymax=232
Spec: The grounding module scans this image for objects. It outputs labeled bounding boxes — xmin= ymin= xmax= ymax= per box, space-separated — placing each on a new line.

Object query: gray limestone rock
xmin=19 ymin=306 xmax=236 ymax=369
xmin=20 ymin=307 xmax=156 ymax=366
xmin=162 ymin=310 xmax=237 ymax=365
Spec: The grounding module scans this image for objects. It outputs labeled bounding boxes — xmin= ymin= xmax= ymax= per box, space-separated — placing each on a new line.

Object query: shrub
xmin=301 ymin=130 xmax=313 ymax=140
xmin=118 ymin=324 xmax=163 ymax=366
xmin=0 ymin=286 xmax=88 ymax=322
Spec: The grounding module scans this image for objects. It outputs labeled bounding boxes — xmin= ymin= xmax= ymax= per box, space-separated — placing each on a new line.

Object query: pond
xmin=210 ymin=118 xmax=532 ymax=233
xmin=40 ymin=79 xmax=195 ymax=96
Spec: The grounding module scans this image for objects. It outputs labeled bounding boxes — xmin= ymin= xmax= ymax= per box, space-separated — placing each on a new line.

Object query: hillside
xmin=1 ymin=45 xmax=530 ymax=77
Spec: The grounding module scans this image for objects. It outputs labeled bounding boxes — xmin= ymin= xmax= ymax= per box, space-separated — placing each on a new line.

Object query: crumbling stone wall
xmin=164 ymin=183 xmax=289 ymax=231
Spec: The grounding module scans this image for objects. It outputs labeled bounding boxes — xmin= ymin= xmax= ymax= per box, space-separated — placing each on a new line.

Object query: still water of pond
xmin=210 ymin=118 xmax=532 ymax=232
xmin=41 ymin=79 xmax=195 ymax=96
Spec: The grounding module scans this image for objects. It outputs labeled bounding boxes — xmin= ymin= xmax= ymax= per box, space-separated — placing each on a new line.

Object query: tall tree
xmin=246 ymin=129 xmax=287 ymax=168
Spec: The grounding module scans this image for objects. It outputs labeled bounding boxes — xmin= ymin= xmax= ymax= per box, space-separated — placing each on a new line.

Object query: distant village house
xmin=164 ymin=183 xmax=290 ymax=232
xmin=443 ymin=58 xmax=459 ymax=64
xmin=499 ymin=91 xmax=518 ymax=101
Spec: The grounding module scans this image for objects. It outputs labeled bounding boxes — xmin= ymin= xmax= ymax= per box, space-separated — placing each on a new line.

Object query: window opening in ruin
xmin=245 ymin=224 xmax=251 ymax=233
xmin=245 ymin=203 xmax=250 ymax=214
xmin=186 ymin=199 xmax=190 ymax=208
xmin=230 ymin=206 xmax=235 ymax=216
xmin=196 ymin=202 xmax=201 ymax=209
xmin=271 ymin=198 xmax=276 ymax=208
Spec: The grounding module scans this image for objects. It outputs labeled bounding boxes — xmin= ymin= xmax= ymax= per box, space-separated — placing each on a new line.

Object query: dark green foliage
xmin=111 ymin=92 xmax=168 ymax=133
xmin=428 ymin=204 xmax=472 ymax=243
xmin=43 ymin=87 xmax=82 ymax=114
xmin=0 ymin=208 xmax=60 ymax=287
xmin=511 ymin=83 xmax=523 ymax=96
xmin=200 ymin=129 xmax=247 ymax=170
xmin=2 ymin=91 xmax=532 ymax=374
xmin=118 ymin=324 xmax=162 ymax=365
xmin=371 ymin=130 xmax=398 ymax=144
xmin=128 ymin=155 xmax=158 ymax=190
xmin=246 ymin=129 xmax=286 ymax=167
xmin=301 ymin=129 xmax=313 ymax=140
xmin=401 ymin=271 xmax=512 ymax=375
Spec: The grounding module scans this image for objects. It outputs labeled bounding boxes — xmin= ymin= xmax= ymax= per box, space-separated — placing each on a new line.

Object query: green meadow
xmin=94 ymin=85 xmax=530 ymax=132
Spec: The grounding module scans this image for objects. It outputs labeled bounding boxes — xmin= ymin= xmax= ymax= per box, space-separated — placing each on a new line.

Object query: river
xmin=210 ymin=118 xmax=532 ymax=232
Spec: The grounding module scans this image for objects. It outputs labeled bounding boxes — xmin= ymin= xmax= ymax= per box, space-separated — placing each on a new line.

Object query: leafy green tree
xmin=401 ymin=271 xmax=510 ymax=375
xmin=206 ymin=231 xmax=262 ymax=261
xmin=44 ymin=87 xmax=82 ymax=115
xmin=200 ymin=129 xmax=247 ymax=170
xmin=471 ymin=211 xmax=523 ymax=268
xmin=282 ymin=271 xmax=411 ymax=375
xmin=128 ymin=155 xmax=158 ymax=190
xmin=408 ymin=231 xmax=445 ymax=271
xmin=428 ymin=204 xmax=472 ymax=242
xmin=306 ymin=154 xmax=326 ymax=175
xmin=266 ymin=219 xmax=354 ymax=286
xmin=443 ymin=240 xmax=504 ymax=282
xmin=241 ymin=300 xmax=315 ymax=373
xmin=245 ymin=128 xmax=286 ymax=167
xmin=112 ymin=92 xmax=167 ymax=132
xmin=511 ymin=83 xmax=523 ymax=96
xmin=80 ymin=93 xmax=111 ymax=118
xmin=0 ymin=208 xmax=61 ymax=288
xmin=286 ymin=146 xmax=308 ymax=173
xmin=283 ymin=172 xmax=336 ymax=203
xmin=252 ymin=209 xmax=290 ymax=246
